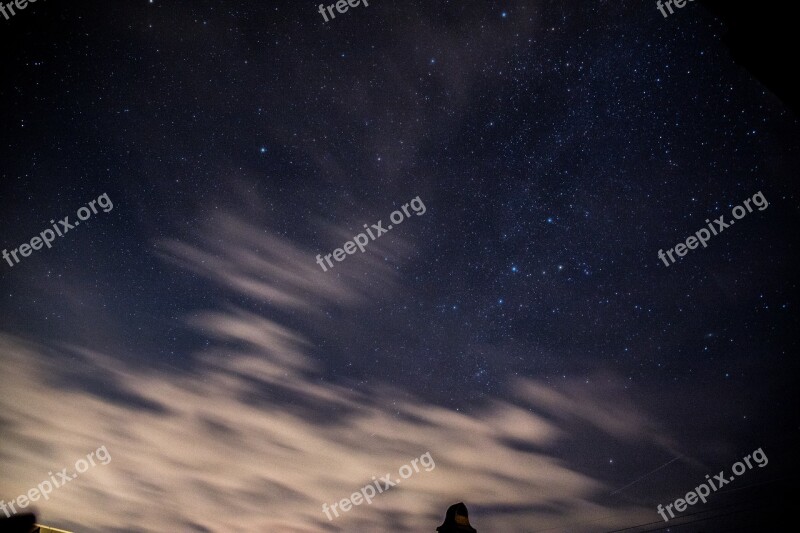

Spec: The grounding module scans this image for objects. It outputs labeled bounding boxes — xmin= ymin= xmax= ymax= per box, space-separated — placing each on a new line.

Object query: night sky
xmin=1 ymin=1 xmax=799 ymax=531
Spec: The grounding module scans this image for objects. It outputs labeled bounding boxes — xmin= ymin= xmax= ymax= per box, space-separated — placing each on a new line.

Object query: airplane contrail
xmin=610 ymin=455 xmax=683 ymax=495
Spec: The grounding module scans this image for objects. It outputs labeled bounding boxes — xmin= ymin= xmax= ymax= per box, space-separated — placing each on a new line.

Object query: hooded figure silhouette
xmin=436 ymin=502 xmax=477 ymax=533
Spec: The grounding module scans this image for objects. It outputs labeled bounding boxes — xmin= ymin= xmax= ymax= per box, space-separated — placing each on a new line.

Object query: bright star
xmin=260 ymin=147 xmax=267 ymax=153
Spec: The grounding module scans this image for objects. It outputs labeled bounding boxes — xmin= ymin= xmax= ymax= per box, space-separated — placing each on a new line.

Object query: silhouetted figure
xmin=436 ymin=502 xmax=477 ymax=533
xmin=0 ymin=512 xmax=36 ymax=533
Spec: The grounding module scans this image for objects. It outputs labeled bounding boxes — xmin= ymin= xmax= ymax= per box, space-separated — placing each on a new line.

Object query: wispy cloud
xmin=1 ymin=209 xmax=672 ymax=532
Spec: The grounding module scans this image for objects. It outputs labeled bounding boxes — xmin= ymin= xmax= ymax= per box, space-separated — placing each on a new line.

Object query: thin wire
xmin=531 ymin=499 xmax=745 ymax=533
xmin=535 ymin=470 xmax=795 ymax=533
xmin=602 ymin=476 xmax=792 ymax=533
xmin=602 ymin=501 xmax=747 ymax=533
xmin=635 ymin=508 xmax=753 ymax=532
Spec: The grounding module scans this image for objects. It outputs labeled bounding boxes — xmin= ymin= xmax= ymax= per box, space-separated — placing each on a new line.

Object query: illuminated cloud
xmin=0 ymin=211 xmax=670 ymax=532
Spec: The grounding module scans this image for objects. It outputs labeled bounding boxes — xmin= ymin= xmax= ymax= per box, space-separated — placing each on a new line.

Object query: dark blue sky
xmin=1 ymin=1 xmax=798 ymax=531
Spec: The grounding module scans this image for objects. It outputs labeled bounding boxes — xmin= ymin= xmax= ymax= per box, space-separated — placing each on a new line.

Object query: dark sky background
xmin=1 ymin=1 xmax=798 ymax=531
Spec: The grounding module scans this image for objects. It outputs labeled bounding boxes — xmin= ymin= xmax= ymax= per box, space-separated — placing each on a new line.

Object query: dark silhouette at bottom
xmin=0 ymin=513 xmax=36 ymax=533
xmin=436 ymin=502 xmax=477 ymax=533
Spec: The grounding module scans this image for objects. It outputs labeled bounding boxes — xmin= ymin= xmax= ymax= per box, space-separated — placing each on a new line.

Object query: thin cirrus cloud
xmin=0 ymin=210 xmax=672 ymax=532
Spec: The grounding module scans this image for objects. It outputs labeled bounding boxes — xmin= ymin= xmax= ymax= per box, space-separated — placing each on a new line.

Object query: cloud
xmin=1 ymin=211 xmax=669 ymax=532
